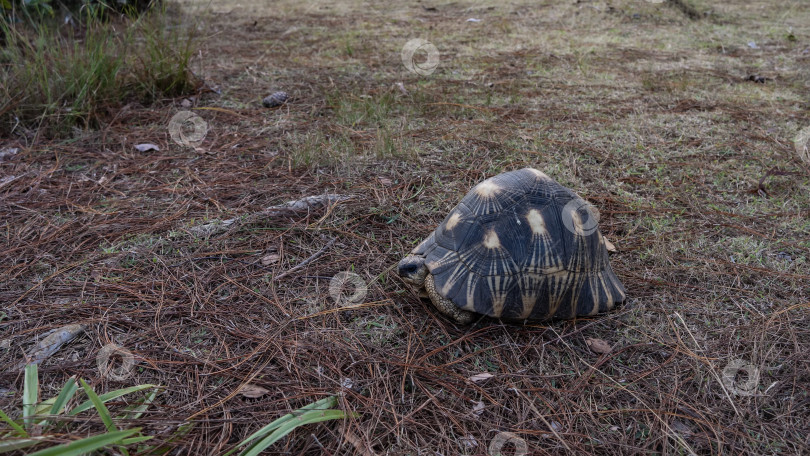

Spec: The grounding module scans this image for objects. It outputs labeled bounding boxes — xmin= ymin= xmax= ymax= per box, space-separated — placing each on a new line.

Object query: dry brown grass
xmin=1 ymin=0 xmax=809 ymax=454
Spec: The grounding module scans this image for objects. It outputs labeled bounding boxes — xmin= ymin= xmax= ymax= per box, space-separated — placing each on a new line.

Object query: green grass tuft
xmin=0 ymin=3 xmax=199 ymax=136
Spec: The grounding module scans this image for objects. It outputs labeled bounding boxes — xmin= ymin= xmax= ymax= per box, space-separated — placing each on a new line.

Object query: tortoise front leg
xmin=425 ymin=274 xmax=474 ymax=324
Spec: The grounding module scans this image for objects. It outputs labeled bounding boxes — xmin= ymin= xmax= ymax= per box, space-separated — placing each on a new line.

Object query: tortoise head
xmin=397 ymin=254 xmax=428 ymax=288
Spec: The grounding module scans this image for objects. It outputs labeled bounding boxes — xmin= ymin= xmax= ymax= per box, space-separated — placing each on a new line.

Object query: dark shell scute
xmin=433 ymin=203 xmax=478 ymax=252
xmin=454 ymin=223 xmax=521 ymax=278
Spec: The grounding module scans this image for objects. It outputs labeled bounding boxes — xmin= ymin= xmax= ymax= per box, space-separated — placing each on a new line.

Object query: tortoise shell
xmin=412 ymin=168 xmax=626 ymax=320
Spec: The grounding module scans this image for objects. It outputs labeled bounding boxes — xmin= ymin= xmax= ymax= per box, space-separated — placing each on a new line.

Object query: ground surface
xmin=2 ymin=0 xmax=809 ymax=454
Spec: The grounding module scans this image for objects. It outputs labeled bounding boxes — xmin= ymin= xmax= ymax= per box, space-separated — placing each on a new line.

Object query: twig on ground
xmin=274 ymin=238 xmax=337 ymax=281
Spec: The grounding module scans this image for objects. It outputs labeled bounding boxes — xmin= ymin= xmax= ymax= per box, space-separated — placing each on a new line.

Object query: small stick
xmin=274 ymin=238 xmax=336 ymax=281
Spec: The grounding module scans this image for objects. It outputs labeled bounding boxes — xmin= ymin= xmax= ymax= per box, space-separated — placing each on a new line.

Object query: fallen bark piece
xmin=19 ymin=323 xmax=86 ymax=369
xmin=190 ymin=194 xmax=353 ymax=237
xmin=190 ymin=218 xmax=237 ymax=237
xmin=263 ymin=194 xmax=353 ymax=217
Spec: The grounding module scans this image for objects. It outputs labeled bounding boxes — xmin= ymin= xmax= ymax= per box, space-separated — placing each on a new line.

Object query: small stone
xmin=585 ymin=338 xmax=612 ymax=354
xmin=261 ymin=253 xmax=280 ymax=265
xmin=471 ymin=400 xmax=485 ymax=417
xmin=134 ymin=143 xmax=160 ymax=152
xmin=394 ymin=82 xmax=408 ymax=95
xmin=459 ymin=434 xmax=478 ymax=449
xmin=262 ymin=91 xmax=289 ymax=108
xmin=341 ymin=377 xmax=354 ymax=389
xmin=0 ymin=147 xmax=19 ymax=161
xmin=238 ymin=384 xmax=270 ymax=398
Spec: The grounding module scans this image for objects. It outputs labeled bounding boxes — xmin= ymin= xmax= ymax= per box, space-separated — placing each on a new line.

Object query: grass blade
xmin=34 ymin=398 xmax=56 ymax=417
xmin=68 ymin=384 xmax=155 ymax=416
xmin=119 ymin=436 xmax=154 ymax=445
xmin=48 ymin=376 xmax=78 ymax=416
xmin=118 ymin=387 xmax=160 ymax=420
xmin=0 ymin=437 xmax=46 ymax=453
xmin=223 ymin=396 xmax=337 ymax=456
xmin=78 ymin=379 xmax=117 ymax=432
xmin=0 ymin=409 xmax=27 ymax=437
xmin=22 ymin=364 xmax=38 ymax=429
xmin=240 ymin=410 xmax=349 ymax=456
xmin=26 ymin=429 xmax=141 ymax=456
xmin=147 ymin=422 xmax=193 ymax=455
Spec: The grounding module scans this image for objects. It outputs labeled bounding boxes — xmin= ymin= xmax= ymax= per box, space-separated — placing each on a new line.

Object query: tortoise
xmin=397 ymin=168 xmax=625 ymax=324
